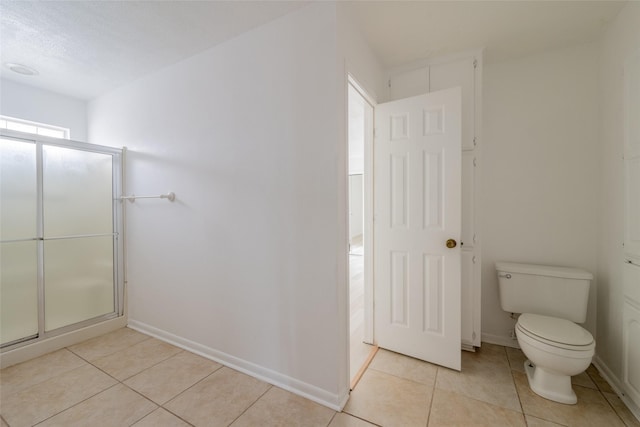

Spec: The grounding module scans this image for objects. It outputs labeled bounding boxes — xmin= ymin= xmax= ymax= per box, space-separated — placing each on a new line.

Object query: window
xmin=0 ymin=115 xmax=70 ymax=139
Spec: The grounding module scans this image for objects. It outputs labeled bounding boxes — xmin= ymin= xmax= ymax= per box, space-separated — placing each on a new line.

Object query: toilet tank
xmin=495 ymin=262 xmax=593 ymax=323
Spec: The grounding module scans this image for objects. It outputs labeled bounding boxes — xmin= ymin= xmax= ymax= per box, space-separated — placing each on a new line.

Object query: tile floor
xmin=1 ymin=328 xmax=639 ymax=427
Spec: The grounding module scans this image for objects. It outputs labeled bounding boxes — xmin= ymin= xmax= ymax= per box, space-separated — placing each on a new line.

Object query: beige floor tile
xmin=474 ymin=343 xmax=512 ymax=364
xmin=436 ymin=347 xmax=521 ymax=412
xmin=328 ymin=412 xmax=377 ymax=426
xmin=344 ymin=368 xmax=432 ymax=427
xmin=37 ymin=384 xmax=157 ymax=426
xmin=587 ymin=364 xmax=615 ymax=393
xmin=506 ymin=347 xmax=527 ymax=373
xmin=231 ymin=387 xmax=335 ymax=427
xmin=572 ymin=370 xmax=597 ymax=389
xmin=92 ymin=337 xmax=182 ymax=380
xmin=369 ymin=348 xmax=438 ymax=386
xmin=0 ymin=364 xmax=117 ymax=427
xmin=132 ymin=408 xmax=192 ymax=427
xmin=68 ymin=327 xmax=150 ymax=361
xmin=525 ymin=415 xmax=566 ymax=426
xmin=125 ymin=350 xmax=222 ymax=404
xmin=165 ymin=367 xmax=270 ymax=427
xmin=513 ymin=371 xmax=624 ymax=426
xmin=603 ymin=392 xmax=640 ymax=427
xmin=0 ymin=349 xmax=86 ymax=400
xmin=428 ymin=388 xmax=526 ymax=426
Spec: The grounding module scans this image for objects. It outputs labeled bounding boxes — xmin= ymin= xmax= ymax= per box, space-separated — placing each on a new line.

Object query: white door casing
xmin=374 ymin=87 xmax=462 ymax=370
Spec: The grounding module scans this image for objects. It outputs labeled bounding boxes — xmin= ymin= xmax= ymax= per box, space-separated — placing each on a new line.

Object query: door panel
xmin=375 ymin=87 xmax=462 ymax=370
xmin=42 ymin=145 xmax=116 ymax=331
xmin=0 ymin=241 xmax=38 ymax=345
xmin=0 ymin=138 xmax=38 ymax=346
xmin=44 ymin=236 xmax=114 ymax=331
xmin=43 ymin=145 xmax=113 ymax=237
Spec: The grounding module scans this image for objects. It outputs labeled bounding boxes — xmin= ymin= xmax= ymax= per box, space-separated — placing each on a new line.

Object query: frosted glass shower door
xmin=0 ymin=138 xmax=39 ymax=346
xmin=42 ymin=145 xmax=115 ymax=331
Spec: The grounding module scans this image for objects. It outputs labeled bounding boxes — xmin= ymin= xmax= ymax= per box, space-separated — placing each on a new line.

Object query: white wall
xmin=597 ymin=1 xmax=640 ymax=382
xmin=481 ymin=43 xmax=600 ymax=344
xmin=337 ymin=2 xmax=386 ymax=103
xmin=0 ymin=79 xmax=88 ymax=141
xmin=89 ymin=3 xmax=348 ymax=408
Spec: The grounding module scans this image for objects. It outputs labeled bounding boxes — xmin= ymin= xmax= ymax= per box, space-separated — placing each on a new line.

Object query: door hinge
xmin=473 ymin=136 xmax=477 ymax=147
xmin=472 ymin=255 xmax=476 ymax=264
xmin=473 ymin=157 xmax=477 ymax=167
xmin=388 ymin=79 xmax=391 ymax=88
xmin=473 ymin=59 xmax=478 ymax=69
xmin=473 ymin=233 xmax=477 ymax=244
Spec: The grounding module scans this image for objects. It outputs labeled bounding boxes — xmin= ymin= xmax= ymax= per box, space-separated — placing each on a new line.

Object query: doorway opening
xmin=348 ymin=79 xmax=376 ymax=388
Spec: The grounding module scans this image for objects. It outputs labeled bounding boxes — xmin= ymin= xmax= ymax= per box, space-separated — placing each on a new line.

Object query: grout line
xmin=31 ymin=382 xmax=121 ymax=426
xmin=226 ymin=384 xmax=273 ymax=425
xmin=426 ymin=367 xmax=439 ymax=426
xmin=157 ymin=408 xmax=196 ymax=427
xmin=325 ymin=411 xmax=338 ymax=426
xmin=598 ymin=389 xmax=631 ymax=427
xmin=506 ymin=347 xmax=526 ymax=417
xmin=155 ymin=364 xmax=225 ymax=406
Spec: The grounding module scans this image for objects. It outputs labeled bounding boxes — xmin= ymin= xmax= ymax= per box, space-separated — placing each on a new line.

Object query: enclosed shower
xmin=0 ymin=131 xmax=124 ymax=351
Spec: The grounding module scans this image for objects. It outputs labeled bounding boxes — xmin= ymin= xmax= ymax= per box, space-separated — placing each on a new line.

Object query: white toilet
xmin=495 ymin=262 xmax=595 ymax=405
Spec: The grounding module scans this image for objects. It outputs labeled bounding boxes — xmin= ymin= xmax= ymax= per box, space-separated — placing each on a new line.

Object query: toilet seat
xmin=517 ymin=313 xmax=595 ymax=351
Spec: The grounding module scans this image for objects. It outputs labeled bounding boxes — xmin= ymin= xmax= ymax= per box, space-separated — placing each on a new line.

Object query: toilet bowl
xmin=515 ymin=313 xmax=595 ymax=404
xmin=495 ymin=262 xmax=595 ymax=404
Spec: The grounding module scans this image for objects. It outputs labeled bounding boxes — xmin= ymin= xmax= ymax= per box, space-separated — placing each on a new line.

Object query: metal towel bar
xmin=120 ymin=192 xmax=175 ymax=203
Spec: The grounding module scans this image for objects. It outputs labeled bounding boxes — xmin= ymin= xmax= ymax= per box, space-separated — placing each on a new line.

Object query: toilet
xmin=495 ymin=262 xmax=595 ymax=405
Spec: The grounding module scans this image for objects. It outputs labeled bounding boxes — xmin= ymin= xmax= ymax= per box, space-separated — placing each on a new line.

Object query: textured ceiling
xmin=0 ymin=1 xmax=304 ymax=100
xmin=0 ymin=1 xmax=627 ymax=101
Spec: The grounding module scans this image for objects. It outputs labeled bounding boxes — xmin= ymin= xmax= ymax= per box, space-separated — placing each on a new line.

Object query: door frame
xmin=347 ymin=74 xmax=375 ymax=345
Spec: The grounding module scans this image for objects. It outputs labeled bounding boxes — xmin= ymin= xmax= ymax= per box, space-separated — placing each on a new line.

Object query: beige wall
xmin=481 ymin=43 xmax=601 ymax=344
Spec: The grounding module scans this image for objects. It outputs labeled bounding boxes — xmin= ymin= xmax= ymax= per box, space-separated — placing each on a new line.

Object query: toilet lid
xmin=518 ymin=313 xmax=594 ymax=347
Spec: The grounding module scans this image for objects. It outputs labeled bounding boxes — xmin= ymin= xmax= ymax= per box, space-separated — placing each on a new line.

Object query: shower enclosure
xmin=0 ymin=131 xmax=124 ymax=350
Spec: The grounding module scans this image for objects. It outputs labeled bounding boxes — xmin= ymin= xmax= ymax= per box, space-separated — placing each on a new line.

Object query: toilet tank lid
xmin=495 ymin=262 xmax=593 ymax=280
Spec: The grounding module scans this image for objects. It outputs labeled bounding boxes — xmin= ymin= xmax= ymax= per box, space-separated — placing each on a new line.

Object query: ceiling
xmin=0 ymin=1 xmax=626 ymax=101
xmin=343 ymin=1 xmax=626 ymax=68
xmin=0 ymin=1 xmax=304 ymax=100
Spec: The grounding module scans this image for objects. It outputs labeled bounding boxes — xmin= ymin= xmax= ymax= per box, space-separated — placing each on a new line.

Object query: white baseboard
xmin=593 ymin=355 xmax=640 ymax=422
xmin=128 ymin=320 xmax=349 ymax=411
xmin=481 ymin=333 xmax=520 ymax=349
xmin=0 ymin=316 xmax=127 ymax=369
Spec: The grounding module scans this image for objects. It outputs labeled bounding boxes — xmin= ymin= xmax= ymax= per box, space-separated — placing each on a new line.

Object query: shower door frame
xmin=1 ymin=129 xmax=124 ymax=350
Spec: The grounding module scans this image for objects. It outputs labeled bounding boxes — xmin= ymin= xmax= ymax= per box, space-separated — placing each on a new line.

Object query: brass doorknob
xmin=446 ymin=239 xmax=457 ymax=248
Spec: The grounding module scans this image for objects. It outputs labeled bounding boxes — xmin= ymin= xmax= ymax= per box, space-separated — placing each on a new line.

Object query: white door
xmin=374 ymin=87 xmax=462 ymax=371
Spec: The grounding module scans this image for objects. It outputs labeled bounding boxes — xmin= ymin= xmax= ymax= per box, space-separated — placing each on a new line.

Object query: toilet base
xmin=524 ymin=360 xmax=577 ymax=405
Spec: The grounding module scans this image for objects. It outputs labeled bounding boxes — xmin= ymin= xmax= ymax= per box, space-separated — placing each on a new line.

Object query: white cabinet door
xmin=462 ymin=152 xmax=476 ymax=249
xmin=461 ymin=250 xmax=479 ymax=347
xmin=623 ymin=300 xmax=640 ymax=407
xmin=374 ymin=87 xmax=462 ymax=370
xmin=625 ymin=51 xmax=640 ymax=262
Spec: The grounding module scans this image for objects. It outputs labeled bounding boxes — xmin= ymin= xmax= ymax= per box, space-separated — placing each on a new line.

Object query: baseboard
xmin=481 ymin=332 xmax=520 ymax=349
xmin=0 ymin=316 xmax=127 ymax=369
xmin=128 ymin=320 xmax=349 ymax=411
xmin=593 ymin=355 xmax=640 ymax=422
